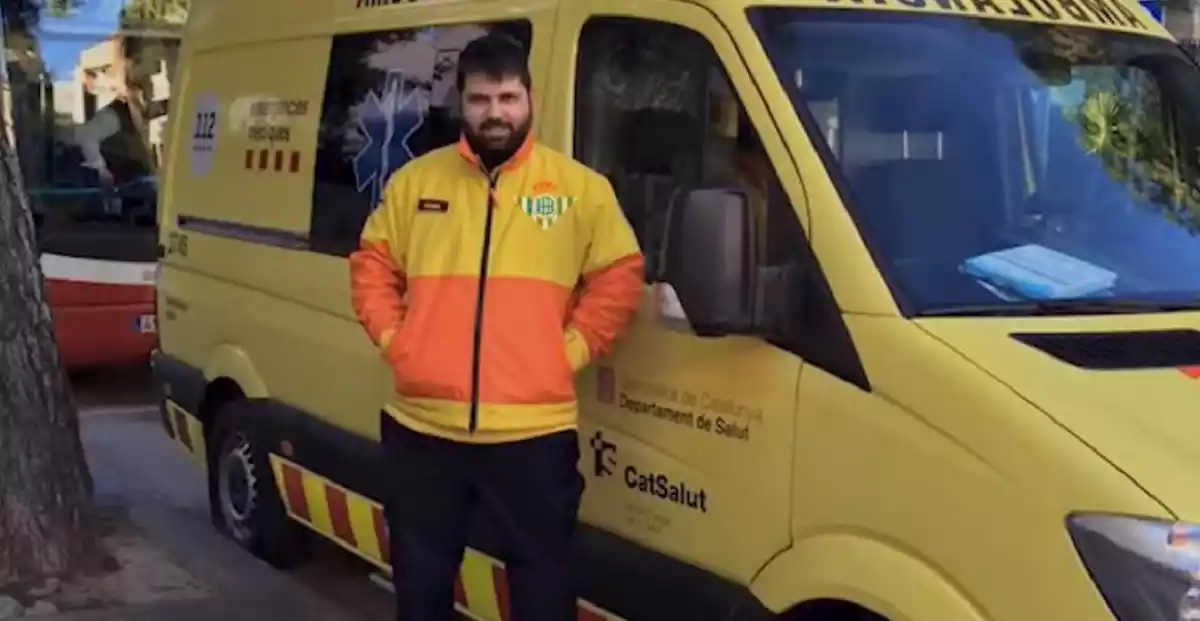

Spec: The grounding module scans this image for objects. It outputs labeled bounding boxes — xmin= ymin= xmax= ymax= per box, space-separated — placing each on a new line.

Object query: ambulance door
xmin=545 ymin=0 xmax=805 ymax=591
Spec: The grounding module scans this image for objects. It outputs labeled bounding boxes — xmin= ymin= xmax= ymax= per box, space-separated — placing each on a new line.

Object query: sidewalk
xmin=41 ymin=500 xmax=369 ymax=621
xmin=32 ymin=406 xmax=381 ymax=621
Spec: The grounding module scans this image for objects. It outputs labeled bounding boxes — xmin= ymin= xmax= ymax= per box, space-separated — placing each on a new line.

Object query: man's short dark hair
xmin=456 ymin=32 xmax=531 ymax=92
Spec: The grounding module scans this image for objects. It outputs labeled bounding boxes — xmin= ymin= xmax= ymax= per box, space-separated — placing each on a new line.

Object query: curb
xmin=34 ymin=597 xmax=221 ymax=621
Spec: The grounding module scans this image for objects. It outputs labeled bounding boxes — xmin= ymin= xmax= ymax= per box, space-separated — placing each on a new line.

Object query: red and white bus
xmin=1 ymin=6 xmax=181 ymax=369
xmin=35 ymin=179 xmax=160 ymax=369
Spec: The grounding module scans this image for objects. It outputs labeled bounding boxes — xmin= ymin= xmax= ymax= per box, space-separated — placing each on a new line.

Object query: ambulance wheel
xmin=785 ymin=600 xmax=887 ymax=621
xmin=208 ymin=400 xmax=311 ymax=569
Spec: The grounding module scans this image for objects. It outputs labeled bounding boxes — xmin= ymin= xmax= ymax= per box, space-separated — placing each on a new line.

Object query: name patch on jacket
xmin=417 ymin=198 xmax=449 ymax=213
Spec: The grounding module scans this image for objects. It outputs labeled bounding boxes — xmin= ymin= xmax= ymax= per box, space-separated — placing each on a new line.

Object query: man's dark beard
xmin=463 ymin=117 xmax=531 ymax=171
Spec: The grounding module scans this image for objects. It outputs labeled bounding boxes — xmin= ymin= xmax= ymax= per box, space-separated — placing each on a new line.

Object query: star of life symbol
xmin=519 ymin=194 xmax=574 ymax=229
xmin=353 ymin=70 xmax=428 ymax=208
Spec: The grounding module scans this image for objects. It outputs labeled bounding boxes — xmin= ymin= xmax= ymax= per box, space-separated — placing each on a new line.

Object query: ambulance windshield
xmin=753 ymin=9 xmax=1200 ymax=314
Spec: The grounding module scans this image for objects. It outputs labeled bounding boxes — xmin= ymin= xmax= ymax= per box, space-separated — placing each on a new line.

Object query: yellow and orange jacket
xmin=349 ymin=135 xmax=645 ymax=443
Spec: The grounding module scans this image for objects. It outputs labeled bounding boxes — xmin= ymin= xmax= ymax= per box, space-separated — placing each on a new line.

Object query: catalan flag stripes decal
xmin=267 ymin=455 xmax=623 ymax=621
xmin=244 ymin=149 xmax=301 ymax=173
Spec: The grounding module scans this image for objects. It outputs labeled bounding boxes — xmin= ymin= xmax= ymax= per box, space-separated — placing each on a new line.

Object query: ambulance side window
xmin=573 ymin=17 xmax=806 ymax=280
xmin=309 ymin=20 xmax=532 ymax=256
xmin=574 ymin=16 xmax=867 ymax=386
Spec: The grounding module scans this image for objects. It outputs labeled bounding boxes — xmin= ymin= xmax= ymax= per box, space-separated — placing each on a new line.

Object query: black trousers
xmin=380 ymin=413 xmax=585 ymax=621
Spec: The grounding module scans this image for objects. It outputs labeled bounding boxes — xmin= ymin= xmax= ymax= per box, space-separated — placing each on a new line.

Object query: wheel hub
xmin=218 ymin=433 xmax=258 ymax=543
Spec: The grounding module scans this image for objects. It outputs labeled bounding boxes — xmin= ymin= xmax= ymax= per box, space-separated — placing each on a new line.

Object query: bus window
xmin=0 ymin=1 xmax=184 ymax=368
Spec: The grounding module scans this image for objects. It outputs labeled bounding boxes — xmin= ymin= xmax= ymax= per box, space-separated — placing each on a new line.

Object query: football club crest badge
xmin=519 ymin=193 xmax=574 ymax=229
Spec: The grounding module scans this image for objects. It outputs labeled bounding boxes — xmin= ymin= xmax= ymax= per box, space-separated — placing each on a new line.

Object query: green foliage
xmin=119 ymin=0 xmax=188 ymax=29
xmin=0 ymin=0 xmax=188 ymax=81
xmin=0 ymin=0 xmax=188 ymax=27
xmin=1000 ymin=23 xmax=1200 ymax=235
xmin=40 ymin=0 xmax=84 ymax=18
xmin=1066 ymin=65 xmax=1200 ymax=233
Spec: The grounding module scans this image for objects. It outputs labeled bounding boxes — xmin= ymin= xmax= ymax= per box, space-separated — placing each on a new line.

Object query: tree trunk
xmin=0 ymin=100 xmax=97 ymax=586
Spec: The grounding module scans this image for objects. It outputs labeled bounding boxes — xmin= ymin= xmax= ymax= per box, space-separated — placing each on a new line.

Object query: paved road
xmin=73 ymin=372 xmax=396 ymax=621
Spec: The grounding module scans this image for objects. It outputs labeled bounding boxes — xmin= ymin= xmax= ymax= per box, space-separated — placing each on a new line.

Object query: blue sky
xmin=35 ymin=0 xmax=123 ymax=79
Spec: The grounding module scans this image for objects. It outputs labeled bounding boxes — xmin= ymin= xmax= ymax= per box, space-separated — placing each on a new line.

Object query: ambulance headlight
xmin=1068 ymin=514 xmax=1200 ymax=620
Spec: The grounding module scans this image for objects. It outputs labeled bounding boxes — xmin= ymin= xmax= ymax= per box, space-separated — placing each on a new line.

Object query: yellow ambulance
xmin=152 ymin=0 xmax=1200 ymax=618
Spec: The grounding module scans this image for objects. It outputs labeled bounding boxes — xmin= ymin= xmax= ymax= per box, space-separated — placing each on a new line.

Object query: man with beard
xmin=348 ymin=32 xmax=644 ymax=621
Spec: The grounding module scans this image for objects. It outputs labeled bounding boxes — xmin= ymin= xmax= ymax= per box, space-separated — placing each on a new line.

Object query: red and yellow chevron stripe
xmin=268 ymin=455 xmax=620 ymax=621
xmin=165 ymin=400 xmax=207 ymax=465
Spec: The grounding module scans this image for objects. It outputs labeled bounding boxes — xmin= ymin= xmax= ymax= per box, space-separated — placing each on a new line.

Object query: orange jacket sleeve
xmin=565 ymin=174 xmax=645 ymax=371
xmin=349 ymin=174 xmax=408 ymax=351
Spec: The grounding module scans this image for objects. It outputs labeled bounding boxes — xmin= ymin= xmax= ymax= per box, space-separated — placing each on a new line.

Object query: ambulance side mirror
xmin=660 ymin=188 xmax=756 ymax=337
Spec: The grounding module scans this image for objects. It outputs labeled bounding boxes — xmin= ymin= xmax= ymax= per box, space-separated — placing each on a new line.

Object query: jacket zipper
xmin=467 ymin=171 xmax=499 ymax=433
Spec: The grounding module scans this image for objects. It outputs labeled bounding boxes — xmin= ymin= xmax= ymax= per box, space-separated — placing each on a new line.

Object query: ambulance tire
xmin=208 ymin=400 xmax=311 ymax=569
xmin=786 ymin=600 xmax=887 ymax=621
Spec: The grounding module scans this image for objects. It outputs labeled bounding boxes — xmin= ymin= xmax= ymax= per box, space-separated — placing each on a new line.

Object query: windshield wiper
xmin=921 ymin=298 xmax=1200 ymax=317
